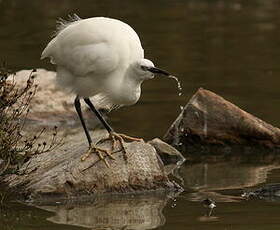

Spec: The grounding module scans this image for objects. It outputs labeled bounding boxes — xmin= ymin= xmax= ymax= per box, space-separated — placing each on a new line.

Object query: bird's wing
xmin=59 ymin=42 xmax=119 ymax=77
xmin=42 ymin=21 xmax=120 ymax=77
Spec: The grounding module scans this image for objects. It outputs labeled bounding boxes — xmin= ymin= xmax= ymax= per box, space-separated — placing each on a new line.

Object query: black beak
xmin=147 ymin=67 xmax=171 ymax=76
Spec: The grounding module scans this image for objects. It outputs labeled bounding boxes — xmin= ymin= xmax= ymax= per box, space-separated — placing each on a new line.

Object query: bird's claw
xmin=81 ymin=145 xmax=115 ymax=168
xmin=97 ymin=132 xmax=144 ymax=162
xmin=97 ymin=132 xmax=143 ymax=147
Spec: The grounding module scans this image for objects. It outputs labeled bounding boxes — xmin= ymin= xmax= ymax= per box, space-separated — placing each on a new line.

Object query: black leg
xmin=84 ymin=98 xmax=114 ymax=133
xmin=74 ymin=96 xmax=92 ymax=147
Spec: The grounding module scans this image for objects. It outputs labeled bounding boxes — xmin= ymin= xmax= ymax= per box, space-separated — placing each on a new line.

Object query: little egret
xmin=41 ymin=15 xmax=172 ymax=166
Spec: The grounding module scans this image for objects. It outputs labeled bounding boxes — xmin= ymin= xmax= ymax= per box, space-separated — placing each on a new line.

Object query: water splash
xmin=168 ymin=75 xmax=182 ymax=96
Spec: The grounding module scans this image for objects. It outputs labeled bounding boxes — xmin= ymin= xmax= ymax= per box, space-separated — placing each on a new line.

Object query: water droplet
xmin=168 ymin=75 xmax=182 ymax=96
xmin=180 ymin=105 xmax=184 ymax=111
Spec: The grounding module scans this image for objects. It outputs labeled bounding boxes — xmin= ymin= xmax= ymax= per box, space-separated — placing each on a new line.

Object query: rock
xmin=164 ymin=88 xmax=280 ymax=153
xmin=4 ymin=130 xmax=181 ymax=201
xmin=10 ymin=69 xmax=109 ymax=125
xmin=3 ymin=69 xmax=183 ymax=201
xmin=148 ymin=138 xmax=186 ymax=177
xmin=148 ymin=138 xmax=185 ymax=165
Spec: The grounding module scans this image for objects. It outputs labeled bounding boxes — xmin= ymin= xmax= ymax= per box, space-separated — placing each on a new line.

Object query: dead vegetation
xmin=0 ymin=65 xmax=62 ymax=176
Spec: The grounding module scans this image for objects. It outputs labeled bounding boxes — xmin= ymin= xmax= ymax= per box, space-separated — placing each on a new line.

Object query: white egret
xmin=41 ymin=15 xmax=172 ymax=166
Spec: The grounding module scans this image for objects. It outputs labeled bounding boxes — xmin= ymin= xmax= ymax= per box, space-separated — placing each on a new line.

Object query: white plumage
xmin=41 ymin=15 xmax=171 ymax=164
xmin=41 ymin=15 xmax=163 ymax=110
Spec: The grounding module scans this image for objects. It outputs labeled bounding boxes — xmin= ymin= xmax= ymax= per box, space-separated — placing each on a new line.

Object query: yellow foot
xmin=81 ymin=145 xmax=115 ymax=167
xmin=114 ymin=133 xmax=144 ymax=143
xmin=97 ymin=132 xmax=144 ymax=161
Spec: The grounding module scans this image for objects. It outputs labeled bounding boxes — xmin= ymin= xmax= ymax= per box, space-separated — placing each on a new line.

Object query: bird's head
xmin=134 ymin=59 xmax=171 ymax=80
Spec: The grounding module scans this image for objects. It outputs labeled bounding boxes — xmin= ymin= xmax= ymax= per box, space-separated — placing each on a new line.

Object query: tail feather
xmin=41 ymin=37 xmax=57 ymax=63
xmin=55 ymin=14 xmax=82 ymax=36
xmin=41 ymin=14 xmax=82 ymax=63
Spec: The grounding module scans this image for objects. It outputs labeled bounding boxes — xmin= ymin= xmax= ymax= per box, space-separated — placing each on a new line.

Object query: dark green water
xmin=2 ymin=162 xmax=280 ymax=230
xmin=1 ymin=0 xmax=280 ymax=229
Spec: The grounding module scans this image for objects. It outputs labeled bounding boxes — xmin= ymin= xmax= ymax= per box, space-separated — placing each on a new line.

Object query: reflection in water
xmin=242 ymin=183 xmax=280 ymax=202
xmin=1 ymin=162 xmax=280 ymax=230
xmin=183 ymin=163 xmax=280 ymax=190
xmin=37 ymin=193 xmax=178 ymax=229
xmin=2 ymin=0 xmax=280 ymax=229
xmin=197 ymin=215 xmax=219 ymax=223
xmin=181 ymin=162 xmax=280 ymax=202
xmin=30 ymin=162 xmax=280 ymax=229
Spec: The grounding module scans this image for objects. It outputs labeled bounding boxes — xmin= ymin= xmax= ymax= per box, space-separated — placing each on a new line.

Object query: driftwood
xmin=164 ymin=88 xmax=280 ymax=154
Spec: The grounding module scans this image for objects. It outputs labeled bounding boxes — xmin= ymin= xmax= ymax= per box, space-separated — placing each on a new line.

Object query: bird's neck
xmin=123 ymin=69 xmax=144 ymax=87
xmin=115 ymin=70 xmax=143 ymax=106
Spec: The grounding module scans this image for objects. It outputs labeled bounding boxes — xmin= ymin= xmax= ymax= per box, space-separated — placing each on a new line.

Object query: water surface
xmin=1 ymin=0 xmax=280 ymax=229
xmin=2 ymin=161 xmax=280 ymax=230
xmin=1 ymin=0 xmax=280 ymax=139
